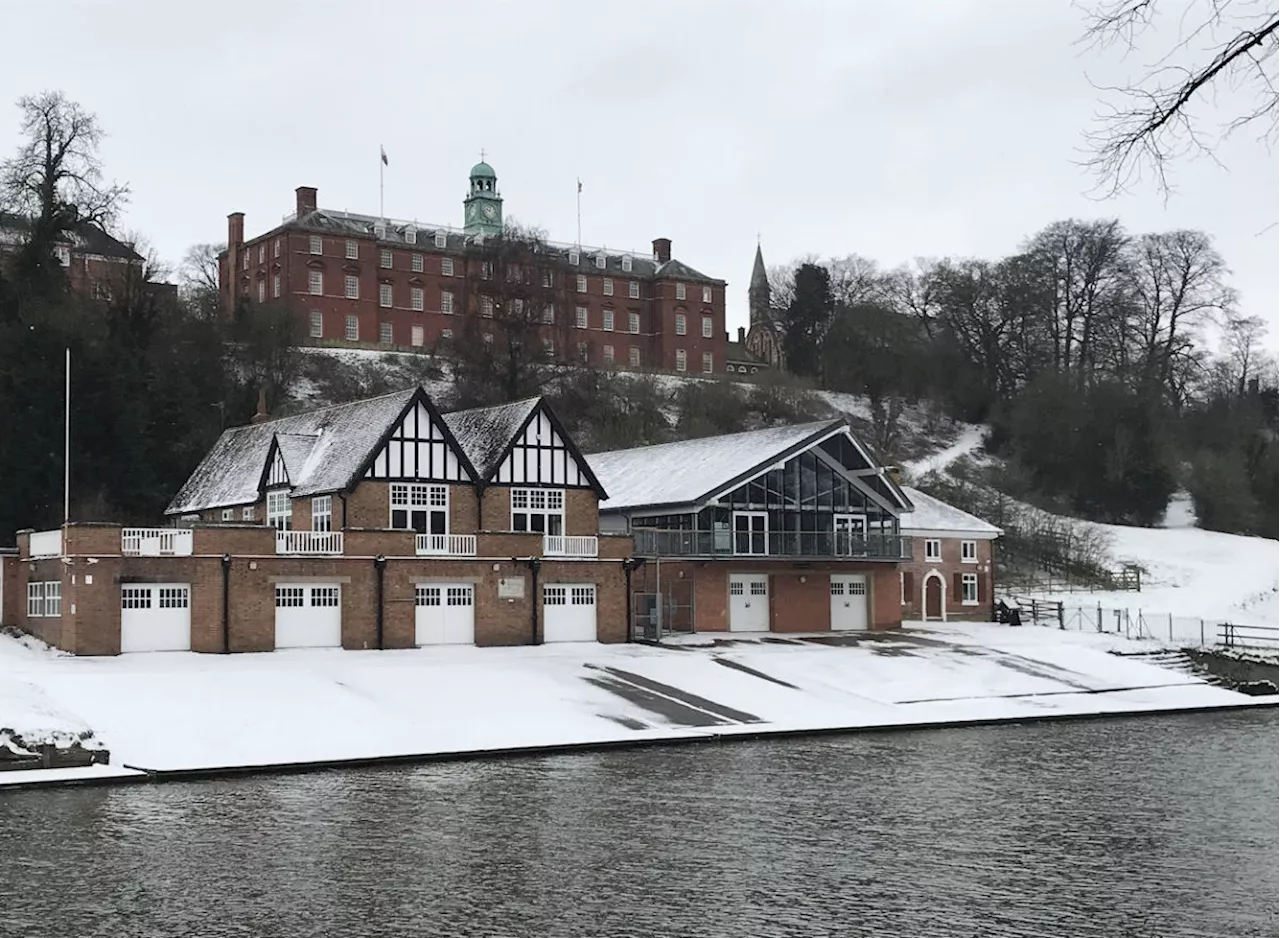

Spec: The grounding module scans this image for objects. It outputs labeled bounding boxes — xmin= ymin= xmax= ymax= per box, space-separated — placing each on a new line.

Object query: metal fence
xmin=1011 ymin=596 xmax=1279 ymax=651
xmin=631 ymin=580 xmax=696 ymax=641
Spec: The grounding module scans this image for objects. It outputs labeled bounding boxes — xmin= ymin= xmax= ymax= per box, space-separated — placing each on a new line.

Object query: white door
xmin=274 ymin=583 xmax=342 ymax=649
xmin=121 ymin=584 xmax=191 ymax=653
xmin=543 ymin=583 xmax=597 ymax=642
xmin=415 ymin=583 xmax=475 ymax=645
xmin=728 ymin=574 xmax=769 ymax=631
xmin=830 ymin=574 xmax=869 ymax=631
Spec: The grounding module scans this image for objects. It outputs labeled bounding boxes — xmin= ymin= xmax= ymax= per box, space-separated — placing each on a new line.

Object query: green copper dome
xmin=470 ymin=161 xmax=496 ymax=178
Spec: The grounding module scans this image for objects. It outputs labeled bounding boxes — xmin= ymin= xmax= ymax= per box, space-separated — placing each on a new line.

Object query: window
xmin=577 ymin=341 xmax=588 ymax=361
xmin=900 ymin=571 xmax=906 ymax=605
xmin=390 ymin=483 xmax=449 ymax=534
xmin=576 ymin=274 xmax=587 ymax=293
xmin=481 ymin=296 xmax=494 ymax=318
xmin=629 ymin=346 xmax=640 ymax=367
xmin=411 ymin=325 xmax=424 ymax=347
xmin=925 ymin=539 xmax=941 ymax=561
xmin=675 ymin=349 xmax=687 ymax=372
xmin=481 ymin=261 xmax=493 ymax=280
xmin=242 ymin=252 xmax=249 ymax=270
xmin=257 ymin=280 xmax=265 ymax=303
xmin=312 ymin=495 xmax=332 ymax=533
xmin=379 ymin=322 xmax=393 ymax=345
xmin=595 ymin=254 xmax=606 ymax=269
xmin=308 ymin=270 xmax=323 ymax=295
xmin=602 ymin=309 xmax=614 ymax=332
xmin=675 ymin=282 xmax=686 ymax=300
xmin=628 ymin=312 xmax=640 ymax=334
xmin=603 ymin=278 xmax=614 ymax=296
xmin=411 ymin=253 xmax=424 ymax=273
xmin=702 ymin=351 xmax=713 ymax=373
xmin=628 ymin=280 xmax=639 ymax=299
xmin=121 ymin=586 xmax=152 ymax=611
xmin=441 ymin=290 xmax=454 ymax=314
xmin=275 ymin=586 xmax=304 ymax=608
xmin=575 ymin=306 xmax=588 ymax=329
xmin=379 ymin=283 xmax=393 ymax=308
xmin=543 ymin=337 xmax=555 ymax=355
xmin=434 ymin=231 xmax=447 ymax=248
xmin=380 ymin=249 xmax=392 ymax=269
xmin=405 ymin=227 xmax=417 ymax=245
xmin=345 ymin=315 xmax=359 ymax=341
xmin=309 ymin=235 xmax=323 ymax=255
xmin=568 ymin=250 xmax=579 ymax=265
xmin=242 ymin=506 xmax=255 ymax=521
xmin=258 ymin=245 xmax=266 ymax=264
xmin=442 ymin=328 xmax=453 ymax=339
xmin=542 ymin=270 xmax=554 ymax=288
xmin=622 ymin=256 xmax=632 ymax=272
xmin=266 ymin=489 xmax=291 ymax=530
xmin=441 ymin=257 xmax=454 ymax=276
xmin=375 ymin=224 xmax=386 ymax=239
xmin=345 ymin=275 xmax=359 ymax=299
xmin=962 ymin=573 xmax=979 ymax=605
xmin=345 ymin=239 xmax=358 ymax=259
xmin=733 ymin=511 xmax=768 ymax=555
xmin=602 ymin=344 xmax=614 ymax=363
xmin=510 ymin=488 xmax=564 ymax=535
xmin=272 ymin=274 xmax=281 ymax=298
xmin=675 ymin=313 xmax=686 ymax=335
xmin=962 ymin=540 xmax=978 ymax=563
xmin=702 ymin=315 xmax=713 ymax=338
xmin=702 ymin=285 xmax=712 ymax=304
xmin=54 ymin=245 xmax=72 ymax=267
xmin=273 ymin=238 xmax=281 ymax=258
xmin=27 ymin=582 xmax=44 ymax=617
xmin=512 ymin=298 xmax=524 ymax=316
xmin=411 ymin=286 xmax=424 ymax=311
xmin=222 ymin=508 xmax=235 ymax=522
xmin=543 ymin=304 xmax=556 ymax=324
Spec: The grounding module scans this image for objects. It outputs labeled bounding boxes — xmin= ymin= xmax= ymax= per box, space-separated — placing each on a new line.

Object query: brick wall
xmin=899 ymin=536 xmax=996 ymax=621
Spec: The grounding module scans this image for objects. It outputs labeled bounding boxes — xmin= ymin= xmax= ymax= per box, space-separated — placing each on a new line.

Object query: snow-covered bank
xmin=0 ymin=624 xmax=1269 ymax=780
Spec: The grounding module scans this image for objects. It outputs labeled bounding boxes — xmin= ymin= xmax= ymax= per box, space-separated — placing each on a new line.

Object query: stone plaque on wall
xmin=497 ymin=577 xmax=525 ymax=599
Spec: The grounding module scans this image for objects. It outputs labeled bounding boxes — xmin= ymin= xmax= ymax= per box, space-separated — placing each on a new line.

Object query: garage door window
xmin=275 ymin=586 xmax=305 ymax=607
xmin=544 ymin=586 xmax=567 ymax=605
xmin=158 ymin=587 xmax=188 ymax=609
xmin=312 ymin=586 xmax=340 ymax=607
xmin=571 ymin=586 xmax=594 ymax=605
xmin=122 ymin=586 xmax=152 ymax=609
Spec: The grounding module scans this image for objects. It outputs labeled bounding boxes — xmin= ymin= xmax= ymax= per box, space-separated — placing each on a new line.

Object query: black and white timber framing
xmin=363 ymin=397 xmax=473 ymax=484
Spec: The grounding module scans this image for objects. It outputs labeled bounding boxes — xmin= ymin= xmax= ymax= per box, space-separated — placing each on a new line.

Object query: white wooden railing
xmin=543 ymin=535 xmax=598 ymax=558
xmin=28 ymin=529 xmax=63 ymax=558
xmin=416 ymin=533 xmax=478 ymax=556
xmin=275 ymin=530 xmax=344 ymax=555
xmin=121 ymin=528 xmax=194 ymax=557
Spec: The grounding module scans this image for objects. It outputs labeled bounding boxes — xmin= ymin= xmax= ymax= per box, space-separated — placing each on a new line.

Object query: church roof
xmin=750 ymin=243 xmax=769 ymax=291
xmin=469 ymin=160 xmax=496 ymax=178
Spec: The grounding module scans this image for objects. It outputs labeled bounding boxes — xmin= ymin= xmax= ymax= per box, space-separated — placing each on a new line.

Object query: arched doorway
xmin=923 ymin=571 xmax=945 ymax=621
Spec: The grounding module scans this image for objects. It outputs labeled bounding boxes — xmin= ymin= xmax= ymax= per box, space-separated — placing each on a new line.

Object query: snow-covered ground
xmin=0 ymin=622 xmax=1268 ymax=784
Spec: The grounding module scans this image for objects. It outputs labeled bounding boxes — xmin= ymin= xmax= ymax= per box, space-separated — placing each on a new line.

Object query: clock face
xmin=482 ymin=203 xmax=497 ymax=221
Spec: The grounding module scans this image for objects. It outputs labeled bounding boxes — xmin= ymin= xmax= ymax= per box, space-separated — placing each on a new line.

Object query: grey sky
xmin=2 ymin=0 xmax=1275 ymax=345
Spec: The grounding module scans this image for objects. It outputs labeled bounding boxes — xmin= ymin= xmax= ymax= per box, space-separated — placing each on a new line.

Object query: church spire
xmin=748 ymin=243 xmax=770 ymax=326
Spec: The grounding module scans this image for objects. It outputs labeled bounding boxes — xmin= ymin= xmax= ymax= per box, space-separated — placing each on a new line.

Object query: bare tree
xmin=0 ymin=91 xmax=129 ymax=236
xmin=1220 ymin=310 xmax=1273 ymax=394
xmin=179 ymin=242 xmax=225 ymax=318
xmin=1080 ymin=0 xmax=1279 ymax=195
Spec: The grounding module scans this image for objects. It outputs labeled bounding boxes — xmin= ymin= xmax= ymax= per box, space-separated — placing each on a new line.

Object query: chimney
xmin=250 ymin=387 xmax=271 ymax=424
xmin=296 ymin=186 xmax=318 ymax=217
xmin=652 ymin=237 xmax=671 ymax=264
xmin=228 ymin=212 xmax=245 ymax=247
xmin=226 ymin=212 xmax=245 ymax=312
xmin=737 ymin=326 xmax=745 ymax=343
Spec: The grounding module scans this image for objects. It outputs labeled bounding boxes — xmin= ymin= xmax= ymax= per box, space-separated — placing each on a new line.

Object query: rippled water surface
xmin=1 ymin=711 xmax=1276 ymax=937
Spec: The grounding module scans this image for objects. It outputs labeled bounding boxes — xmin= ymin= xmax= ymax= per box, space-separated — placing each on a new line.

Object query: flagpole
xmin=380 ymin=146 xmax=385 ymax=221
xmin=64 ymin=347 xmax=70 ymax=524
xmin=576 ymin=178 xmax=582 ymax=247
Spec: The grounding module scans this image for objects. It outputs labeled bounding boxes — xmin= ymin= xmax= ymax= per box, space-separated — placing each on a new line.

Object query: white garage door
xmin=543 ymin=583 xmax=597 ymax=643
xmin=729 ymin=574 xmax=769 ymax=632
xmin=274 ymin=583 xmax=342 ymax=649
xmin=830 ymin=574 xmax=869 ymax=631
xmin=121 ymin=584 xmax=191 ymax=653
xmin=415 ymin=583 xmax=475 ymax=645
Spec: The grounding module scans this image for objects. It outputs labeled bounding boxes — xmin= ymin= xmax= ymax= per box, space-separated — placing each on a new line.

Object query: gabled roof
xmin=654 ymin=258 xmax=716 ymax=283
xmin=0 ymin=212 xmax=143 ymax=261
xmin=167 ymin=387 xmax=438 ymax=514
xmin=589 ymin=419 xmax=910 ymax=514
xmin=442 ymin=398 xmax=542 ymax=481
xmin=899 ymin=487 xmax=1002 ymax=537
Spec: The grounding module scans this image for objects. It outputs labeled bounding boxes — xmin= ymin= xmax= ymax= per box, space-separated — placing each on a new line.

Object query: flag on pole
xmin=381 ymin=146 xmax=389 ymax=166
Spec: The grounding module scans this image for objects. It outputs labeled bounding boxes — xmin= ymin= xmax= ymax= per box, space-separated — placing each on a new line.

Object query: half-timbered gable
xmin=261 ymin=438 xmax=293 ymax=490
xmin=362 ymin=398 xmax=471 ymax=484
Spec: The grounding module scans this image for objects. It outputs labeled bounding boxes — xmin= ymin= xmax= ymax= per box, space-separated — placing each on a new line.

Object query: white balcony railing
xmin=121 ymin=528 xmax=194 ymax=557
xmin=275 ymin=530 xmax=344 ymax=555
xmin=28 ymin=529 xmax=63 ymax=559
xmin=543 ymin=535 xmax=598 ymax=558
xmin=416 ymin=533 xmax=478 ymax=556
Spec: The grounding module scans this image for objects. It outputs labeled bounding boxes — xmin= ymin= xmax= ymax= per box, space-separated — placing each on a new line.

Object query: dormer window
xmin=569 ymin=250 xmax=580 ymax=265
xmin=622 ymin=256 xmax=632 ymax=272
xmin=434 ymin=231 xmax=447 ymax=248
xmin=405 ymin=227 xmax=417 ymax=245
xmin=595 ymin=254 xmax=606 ymax=269
xmin=374 ymin=224 xmax=386 ymax=239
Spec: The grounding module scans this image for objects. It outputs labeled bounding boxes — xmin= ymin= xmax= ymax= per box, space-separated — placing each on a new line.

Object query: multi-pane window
xmin=222 ymin=508 xmax=235 ymax=522
xmin=577 ymin=341 xmax=588 ymax=361
xmin=272 ymin=274 xmax=281 ymax=298
xmin=311 ymin=495 xmax=332 ymax=532
xmin=622 ymin=256 xmax=633 ymax=272
xmin=273 ymin=238 xmax=281 ymax=258
xmin=676 ymin=349 xmax=687 ymax=372
xmin=628 ymin=312 xmax=640 ymax=334
xmin=962 ymin=540 xmax=978 ymax=562
xmin=242 ymin=506 xmax=255 ymax=521
xmin=411 ymin=325 xmax=424 ymax=347
xmin=121 ymin=586 xmax=152 ymax=611
xmin=576 ymin=274 xmax=587 ymax=293
xmin=379 ymin=322 xmax=393 ymax=345
xmin=675 ymin=282 xmax=686 ymax=300
xmin=266 ymin=489 xmax=291 ymax=530
xmin=702 ymin=285 xmax=712 ymax=303
xmin=628 ymin=280 xmax=640 ymax=299
xmin=442 ymin=328 xmax=454 ymax=339
xmin=380 ymin=249 xmax=393 ymax=269
xmin=675 ymin=313 xmax=686 ymax=335
xmin=542 ymin=270 xmax=554 ymax=288
xmin=481 ymin=296 xmax=494 ymax=318
xmin=345 ymin=315 xmax=359 ymax=341
xmin=405 ymin=228 xmax=417 ymax=245
xmin=345 ymin=239 xmax=358 ymax=260
xmin=568 ymin=250 xmax=580 ymax=265
xmin=309 ymin=235 xmax=323 ymax=255
xmin=602 ymin=309 xmax=614 ymax=332
xmin=702 ymin=351 xmax=713 ymax=373
xmin=242 ymin=252 xmax=249 ymax=270
xmin=925 ymin=539 xmax=941 ymax=561
xmin=441 ymin=257 xmax=454 ymax=277
xmin=411 ymin=286 xmax=424 ymax=311
xmin=629 ymin=346 xmax=641 ymax=367
xmin=390 ymin=483 xmax=448 ymax=534
xmin=543 ymin=304 xmax=555 ymax=324
xmin=374 ymin=224 xmax=386 ymax=239
xmin=702 ymin=315 xmax=714 ymax=338
xmin=27 ymin=581 xmax=61 ymax=617
xmin=595 ymin=254 xmax=606 ymax=269
xmin=258 ymin=245 xmax=266 ymax=264
xmin=379 ymin=283 xmax=393 ymax=308
xmin=345 ymin=275 xmax=359 ymax=299
xmin=441 ymin=290 xmax=454 ymax=314
xmin=510 ymin=488 xmax=564 ymax=535
xmin=434 ymin=232 xmax=447 ymax=248
xmin=602 ymin=344 xmax=614 ymax=363
xmin=575 ymin=306 xmax=588 ymax=329
xmin=962 ymin=573 xmax=979 ymax=604
xmin=257 ymin=280 xmax=265 ymax=303
xmin=275 ymin=586 xmax=304 ymax=608
xmin=411 ymin=253 xmax=424 ymax=273
xmin=308 ymin=271 xmax=323 ymax=295
xmin=603 ymin=278 xmax=614 ymax=296
xmin=312 ymin=586 xmax=340 ymax=607
xmin=481 ymin=262 xmax=493 ymax=280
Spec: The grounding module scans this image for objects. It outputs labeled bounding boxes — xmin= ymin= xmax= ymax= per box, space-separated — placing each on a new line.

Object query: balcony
xmin=276 ymin=530 xmax=344 ymax=555
xmin=632 ymin=529 xmax=909 ymax=562
xmin=28 ymin=529 xmax=63 ymax=559
xmin=122 ymin=528 xmax=194 ymax=557
xmin=543 ymin=535 xmax=599 ymax=558
xmin=416 ymin=533 xmax=478 ymax=557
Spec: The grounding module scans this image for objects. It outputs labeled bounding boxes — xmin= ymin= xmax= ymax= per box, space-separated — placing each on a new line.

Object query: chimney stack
xmin=225 ymin=212 xmax=245 ymax=312
xmin=250 ymin=387 xmax=271 ymax=424
xmin=737 ymin=326 xmax=745 ymax=343
xmin=296 ymin=186 xmax=318 ymax=217
xmin=652 ymin=237 xmax=672 ymax=264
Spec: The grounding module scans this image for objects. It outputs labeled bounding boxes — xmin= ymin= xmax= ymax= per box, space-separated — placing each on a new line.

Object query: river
xmin=1 ymin=710 xmax=1275 ymax=937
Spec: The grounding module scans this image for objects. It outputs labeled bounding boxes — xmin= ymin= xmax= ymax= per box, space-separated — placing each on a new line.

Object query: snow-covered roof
xmin=588 ymin=419 xmax=910 ymax=514
xmin=899 ymin=486 xmax=1002 ymax=537
xmin=442 ymin=398 xmax=541 ymax=481
xmin=167 ymin=387 xmax=422 ymax=513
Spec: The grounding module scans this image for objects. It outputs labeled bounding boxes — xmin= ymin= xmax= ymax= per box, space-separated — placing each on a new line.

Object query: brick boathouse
xmin=9 ymin=387 xmax=635 ymax=654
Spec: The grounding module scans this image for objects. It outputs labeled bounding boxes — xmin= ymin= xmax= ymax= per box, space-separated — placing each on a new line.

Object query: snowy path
xmin=903 ymin=423 xmax=986 ymax=477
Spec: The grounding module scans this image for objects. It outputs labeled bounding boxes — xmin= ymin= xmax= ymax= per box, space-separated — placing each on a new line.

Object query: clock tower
xmin=463 ymin=157 xmax=503 ymax=237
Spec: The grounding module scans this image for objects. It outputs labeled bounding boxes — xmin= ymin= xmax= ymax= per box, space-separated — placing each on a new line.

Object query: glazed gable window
xmin=266 ymin=489 xmax=291 ymax=530
xmin=390 ymin=483 xmax=448 ymax=535
xmin=510 ymin=487 xmax=564 ymax=535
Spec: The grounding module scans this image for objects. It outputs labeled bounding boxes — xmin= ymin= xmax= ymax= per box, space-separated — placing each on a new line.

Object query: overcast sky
xmin=2 ymin=1 xmax=1275 ymax=345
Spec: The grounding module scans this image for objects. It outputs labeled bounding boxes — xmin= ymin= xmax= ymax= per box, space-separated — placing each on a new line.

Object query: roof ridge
xmin=246 ymin=385 xmax=419 ymax=428
xmin=591 ymin=418 xmax=842 ymax=458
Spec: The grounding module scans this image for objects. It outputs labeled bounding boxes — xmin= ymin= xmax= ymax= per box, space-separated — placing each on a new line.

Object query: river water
xmin=1 ymin=711 xmax=1275 ymax=937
